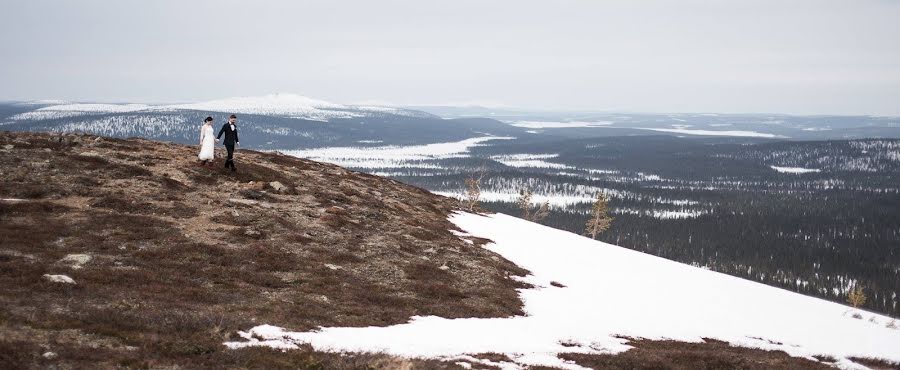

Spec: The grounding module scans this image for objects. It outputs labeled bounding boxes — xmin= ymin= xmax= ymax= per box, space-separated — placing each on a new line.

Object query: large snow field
xmin=225 ymin=212 xmax=900 ymax=369
xmin=771 ymin=166 xmax=823 ymax=174
xmin=507 ymin=121 xmax=614 ymax=129
xmin=636 ymin=127 xmax=784 ymax=138
xmin=282 ymin=136 xmax=514 ymax=168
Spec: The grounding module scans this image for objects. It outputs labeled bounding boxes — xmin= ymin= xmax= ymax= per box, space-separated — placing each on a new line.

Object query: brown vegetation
xmin=554 ymin=338 xmax=836 ymax=370
xmin=0 ymin=132 xmax=527 ymax=369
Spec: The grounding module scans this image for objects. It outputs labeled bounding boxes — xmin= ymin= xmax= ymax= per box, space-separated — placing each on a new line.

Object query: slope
xmin=0 ymin=131 xmax=526 ymax=369
xmin=228 ymin=214 xmax=900 ymax=369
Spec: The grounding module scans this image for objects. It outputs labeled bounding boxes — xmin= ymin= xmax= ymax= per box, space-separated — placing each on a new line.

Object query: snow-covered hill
xmin=163 ymin=93 xmax=433 ymax=120
xmin=227 ymin=212 xmax=900 ymax=369
xmin=8 ymin=93 xmax=433 ymax=122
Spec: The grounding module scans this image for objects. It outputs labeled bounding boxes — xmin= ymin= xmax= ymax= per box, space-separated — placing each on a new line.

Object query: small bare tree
xmin=584 ymin=191 xmax=613 ymax=239
xmin=463 ymin=165 xmax=486 ymax=212
xmin=847 ymin=284 xmax=867 ymax=308
xmin=517 ymin=188 xmax=550 ymax=222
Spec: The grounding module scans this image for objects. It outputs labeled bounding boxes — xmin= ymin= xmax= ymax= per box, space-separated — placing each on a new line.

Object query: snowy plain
xmin=281 ymin=136 xmax=514 ymax=168
xmin=771 ymin=166 xmax=823 ymax=174
xmin=225 ymin=212 xmax=900 ymax=369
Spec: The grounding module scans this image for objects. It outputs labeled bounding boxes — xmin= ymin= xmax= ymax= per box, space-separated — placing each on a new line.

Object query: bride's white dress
xmin=198 ymin=124 xmax=215 ymax=160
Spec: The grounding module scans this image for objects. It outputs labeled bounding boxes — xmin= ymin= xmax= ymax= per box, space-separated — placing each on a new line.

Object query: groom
xmin=216 ymin=114 xmax=240 ymax=172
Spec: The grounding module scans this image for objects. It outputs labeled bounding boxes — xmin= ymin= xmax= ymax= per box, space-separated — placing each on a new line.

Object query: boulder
xmin=269 ymin=181 xmax=287 ymax=193
xmin=43 ymin=274 xmax=76 ymax=284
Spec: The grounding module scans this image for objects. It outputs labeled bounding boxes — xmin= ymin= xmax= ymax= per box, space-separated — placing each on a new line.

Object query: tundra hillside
xmin=0 ymin=131 xmax=528 ymax=369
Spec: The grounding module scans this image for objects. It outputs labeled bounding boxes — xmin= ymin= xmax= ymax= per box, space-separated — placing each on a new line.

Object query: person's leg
xmin=225 ymin=145 xmax=234 ymax=168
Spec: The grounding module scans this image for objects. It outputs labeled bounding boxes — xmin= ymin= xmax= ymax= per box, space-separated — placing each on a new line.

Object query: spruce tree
xmin=585 ymin=192 xmax=613 ymax=240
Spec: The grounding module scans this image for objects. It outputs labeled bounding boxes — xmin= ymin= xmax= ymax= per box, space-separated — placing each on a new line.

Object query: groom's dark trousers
xmin=224 ymin=144 xmax=235 ymax=169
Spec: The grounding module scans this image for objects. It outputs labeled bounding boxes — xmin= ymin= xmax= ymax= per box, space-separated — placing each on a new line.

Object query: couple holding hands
xmin=198 ymin=114 xmax=240 ymax=171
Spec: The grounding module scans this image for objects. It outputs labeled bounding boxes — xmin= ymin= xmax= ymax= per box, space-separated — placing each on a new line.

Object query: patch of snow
xmin=613 ymin=208 xmax=707 ymax=219
xmin=491 ymin=154 xmax=573 ymax=170
xmin=282 ymin=136 xmax=514 ymax=169
xmin=636 ymin=128 xmax=783 ymax=138
xmin=508 ymin=121 xmax=614 ymax=129
xmin=770 ymin=166 xmax=822 ymax=174
xmin=226 ymin=212 xmax=900 ymax=369
xmin=434 ymin=191 xmax=595 ymax=208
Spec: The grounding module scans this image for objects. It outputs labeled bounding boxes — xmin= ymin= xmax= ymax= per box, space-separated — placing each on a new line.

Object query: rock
xmin=42 ymin=351 xmax=57 ymax=360
xmin=79 ymin=151 xmax=102 ymax=157
xmin=228 ymin=198 xmax=258 ymax=206
xmin=324 ymin=263 xmax=341 ymax=270
xmin=43 ymin=274 xmax=76 ymax=284
xmin=325 ymin=206 xmax=347 ymax=215
xmin=244 ymin=228 xmax=262 ymax=238
xmin=228 ymin=198 xmax=272 ymax=209
xmin=268 ymin=181 xmax=287 ymax=193
xmin=438 ymin=265 xmax=450 ymax=271
xmin=423 ymin=248 xmax=436 ymax=254
xmin=2 ymin=144 xmax=13 ymax=150
xmin=59 ymin=254 xmax=92 ymax=269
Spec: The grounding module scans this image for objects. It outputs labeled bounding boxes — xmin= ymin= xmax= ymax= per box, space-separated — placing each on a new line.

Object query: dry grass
xmin=0 ymin=131 xmax=526 ymax=369
xmin=553 ymin=338 xmax=836 ymax=370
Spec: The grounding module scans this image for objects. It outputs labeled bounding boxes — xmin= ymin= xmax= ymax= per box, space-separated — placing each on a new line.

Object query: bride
xmin=198 ymin=116 xmax=216 ymax=165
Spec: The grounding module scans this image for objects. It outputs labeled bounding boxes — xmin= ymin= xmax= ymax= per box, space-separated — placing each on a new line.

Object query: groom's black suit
xmin=217 ymin=123 xmax=239 ymax=170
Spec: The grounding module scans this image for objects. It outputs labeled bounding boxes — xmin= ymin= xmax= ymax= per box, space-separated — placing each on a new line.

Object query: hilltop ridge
xmin=0 ymin=131 xmax=526 ymax=368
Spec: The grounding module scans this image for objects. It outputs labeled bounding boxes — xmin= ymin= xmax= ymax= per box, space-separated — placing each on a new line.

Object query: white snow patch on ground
xmin=225 ymin=212 xmax=900 ymax=369
xmin=636 ymin=128 xmax=783 ymax=138
xmin=491 ymin=154 xmax=573 ymax=169
xmin=508 ymin=121 xmax=614 ymax=129
xmin=434 ymin=191 xmax=595 ymax=208
xmin=771 ymin=166 xmax=822 ymax=174
xmin=613 ymin=208 xmax=707 ymax=219
xmin=282 ymin=136 xmax=514 ymax=169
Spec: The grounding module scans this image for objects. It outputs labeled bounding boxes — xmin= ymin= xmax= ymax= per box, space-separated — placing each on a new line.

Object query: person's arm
xmin=199 ymin=126 xmax=205 ymax=144
xmin=235 ymin=127 xmax=239 ymax=145
xmin=216 ymin=124 xmax=225 ymax=140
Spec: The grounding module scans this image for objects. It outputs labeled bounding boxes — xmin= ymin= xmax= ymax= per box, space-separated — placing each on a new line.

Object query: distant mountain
xmin=0 ymin=95 xmax=525 ymax=149
xmin=6 ymin=93 xmax=436 ymax=122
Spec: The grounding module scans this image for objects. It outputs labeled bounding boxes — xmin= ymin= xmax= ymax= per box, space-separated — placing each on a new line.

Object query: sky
xmin=1 ymin=0 xmax=899 ymax=115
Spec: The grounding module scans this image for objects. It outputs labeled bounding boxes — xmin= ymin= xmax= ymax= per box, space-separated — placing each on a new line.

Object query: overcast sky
xmin=2 ymin=0 xmax=899 ymax=115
